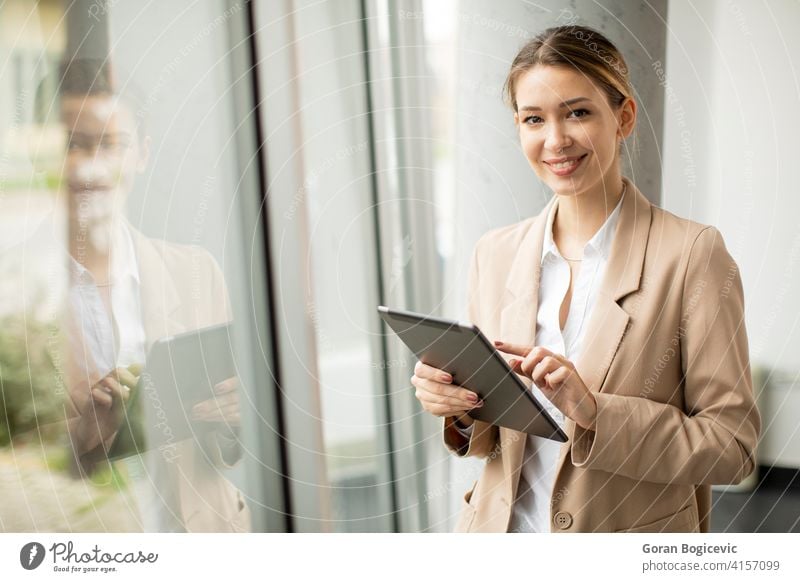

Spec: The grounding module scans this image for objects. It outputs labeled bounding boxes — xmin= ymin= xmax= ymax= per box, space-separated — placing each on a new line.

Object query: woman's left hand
xmin=495 ymin=341 xmax=598 ymax=430
xmin=191 ymin=377 xmax=241 ymax=427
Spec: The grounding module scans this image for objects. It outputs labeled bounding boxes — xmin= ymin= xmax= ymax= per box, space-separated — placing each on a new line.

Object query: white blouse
xmin=456 ymin=190 xmax=625 ymax=532
xmin=68 ymin=225 xmax=183 ymax=532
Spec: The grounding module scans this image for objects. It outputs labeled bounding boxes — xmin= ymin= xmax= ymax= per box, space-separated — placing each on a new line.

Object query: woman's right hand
xmin=411 ymin=361 xmax=483 ymax=426
xmin=74 ymin=366 xmax=138 ymax=456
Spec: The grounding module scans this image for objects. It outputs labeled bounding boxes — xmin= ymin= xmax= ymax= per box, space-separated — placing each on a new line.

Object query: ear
xmin=136 ymin=135 xmax=151 ymax=173
xmin=513 ymin=111 xmax=520 ymax=127
xmin=617 ymin=97 xmax=636 ymax=140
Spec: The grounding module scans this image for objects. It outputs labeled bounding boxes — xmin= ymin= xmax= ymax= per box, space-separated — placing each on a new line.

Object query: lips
xmin=543 ymin=154 xmax=587 ymax=176
xmin=68 ymin=183 xmax=115 ymax=193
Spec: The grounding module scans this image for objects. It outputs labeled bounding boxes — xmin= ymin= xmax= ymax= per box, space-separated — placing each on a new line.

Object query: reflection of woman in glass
xmin=412 ymin=26 xmax=760 ymax=532
xmin=51 ymin=59 xmax=249 ymax=532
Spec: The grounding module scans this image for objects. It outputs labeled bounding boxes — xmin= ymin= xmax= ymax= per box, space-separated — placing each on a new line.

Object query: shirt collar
xmin=541 ymin=184 xmax=626 ymax=265
xmin=69 ymin=221 xmax=141 ymax=286
xmin=113 ymin=221 xmax=140 ymax=284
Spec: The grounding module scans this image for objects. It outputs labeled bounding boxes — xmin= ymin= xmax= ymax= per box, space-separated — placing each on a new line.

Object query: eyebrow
xmin=518 ymin=97 xmax=592 ymax=112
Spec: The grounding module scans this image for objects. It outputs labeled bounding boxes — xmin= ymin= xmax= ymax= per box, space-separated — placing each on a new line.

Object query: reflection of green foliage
xmin=0 ymin=172 xmax=62 ymax=193
xmin=43 ymin=446 xmax=70 ymax=473
xmin=86 ymin=460 xmax=128 ymax=491
xmin=74 ymin=463 xmax=129 ymax=516
xmin=0 ymin=315 xmax=66 ymax=447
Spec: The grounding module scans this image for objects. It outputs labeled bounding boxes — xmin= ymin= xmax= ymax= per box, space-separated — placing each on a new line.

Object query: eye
xmin=523 ymin=115 xmax=543 ymax=125
xmin=568 ymin=108 xmax=590 ymax=119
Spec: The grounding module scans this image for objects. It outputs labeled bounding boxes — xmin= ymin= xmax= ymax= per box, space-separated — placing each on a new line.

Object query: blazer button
xmin=554 ymin=511 xmax=573 ymax=530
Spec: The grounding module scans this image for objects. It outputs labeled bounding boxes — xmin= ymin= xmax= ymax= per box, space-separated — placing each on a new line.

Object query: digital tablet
xmin=378 ymin=306 xmax=568 ymax=442
xmin=107 ymin=322 xmax=236 ymax=460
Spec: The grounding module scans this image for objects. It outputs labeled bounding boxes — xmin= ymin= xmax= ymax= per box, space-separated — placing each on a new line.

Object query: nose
xmin=544 ymin=121 xmax=572 ymax=153
xmin=66 ymin=157 xmax=115 ymax=188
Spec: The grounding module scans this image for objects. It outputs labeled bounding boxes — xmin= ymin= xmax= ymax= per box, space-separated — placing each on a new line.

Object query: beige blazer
xmin=129 ymin=228 xmax=251 ymax=532
xmin=26 ymin=222 xmax=251 ymax=532
xmin=443 ymin=177 xmax=761 ymax=533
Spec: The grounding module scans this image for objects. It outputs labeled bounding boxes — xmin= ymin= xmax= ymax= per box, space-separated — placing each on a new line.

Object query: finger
xmin=216 ymin=402 xmax=241 ymax=416
xmin=193 ymin=405 xmax=240 ymax=424
xmin=194 ymin=408 xmax=221 ymax=422
xmin=126 ymin=362 xmax=143 ymax=376
xmin=520 ymin=346 xmax=554 ymax=378
xmin=204 ymin=400 xmax=241 ymax=418
xmin=113 ymin=367 xmax=138 ymax=390
xmin=493 ymin=340 xmax=532 ymax=357
xmin=508 ymin=358 xmax=524 ymax=374
xmin=192 ymin=397 xmax=238 ymax=413
xmin=414 ymin=361 xmax=452 ymax=383
xmin=532 ymin=357 xmax=562 ymax=388
xmin=216 ymin=392 xmax=239 ymax=406
xmin=545 ymin=366 xmax=573 ymax=389
xmin=91 ymin=387 xmax=113 ymax=408
xmin=214 ymin=377 xmax=239 ymax=394
xmin=411 ymin=375 xmax=479 ymax=404
xmin=415 ymin=386 xmax=483 ymax=412
xmin=101 ymin=376 xmax=130 ymax=403
xmin=213 ymin=403 xmax=242 ymax=420
xmin=215 ymin=413 xmax=241 ymax=426
xmin=198 ymin=392 xmax=239 ymax=409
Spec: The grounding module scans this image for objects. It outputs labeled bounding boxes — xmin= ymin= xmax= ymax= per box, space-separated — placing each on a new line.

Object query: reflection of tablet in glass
xmin=107 ymin=322 xmax=236 ymax=460
xmin=378 ymin=306 xmax=567 ymax=442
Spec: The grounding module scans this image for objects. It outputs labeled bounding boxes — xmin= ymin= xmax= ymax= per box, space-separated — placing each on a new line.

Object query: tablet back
xmin=378 ymin=307 xmax=567 ymax=442
xmin=107 ymin=322 xmax=236 ymax=460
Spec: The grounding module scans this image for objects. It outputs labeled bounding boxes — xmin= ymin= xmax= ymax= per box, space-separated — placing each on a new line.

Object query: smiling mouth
xmin=69 ymin=184 xmax=114 ymax=193
xmin=544 ymin=154 xmax=587 ymax=169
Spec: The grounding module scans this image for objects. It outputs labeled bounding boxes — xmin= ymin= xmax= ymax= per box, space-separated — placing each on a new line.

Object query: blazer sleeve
xmin=441 ymin=240 xmax=499 ymax=458
xmin=570 ymin=226 xmax=761 ymax=485
xmin=196 ymin=249 xmax=243 ymax=469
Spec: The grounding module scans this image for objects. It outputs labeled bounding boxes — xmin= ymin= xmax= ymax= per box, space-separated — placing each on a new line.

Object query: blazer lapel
xmin=573 ymin=178 xmax=651 ymax=396
xmin=129 ymin=228 xmax=186 ymax=347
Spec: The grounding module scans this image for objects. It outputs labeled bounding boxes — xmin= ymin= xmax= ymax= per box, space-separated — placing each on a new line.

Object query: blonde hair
xmin=503 ymin=25 xmax=633 ymax=113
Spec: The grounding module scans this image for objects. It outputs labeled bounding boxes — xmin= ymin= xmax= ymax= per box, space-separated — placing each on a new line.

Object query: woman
xmin=18 ymin=58 xmax=250 ymax=532
xmin=411 ymin=25 xmax=760 ymax=533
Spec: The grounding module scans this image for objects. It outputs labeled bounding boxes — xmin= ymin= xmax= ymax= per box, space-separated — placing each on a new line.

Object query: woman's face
xmin=61 ymin=94 xmax=148 ymax=230
xmin=513 ymin=65 xmax=634 ymax=198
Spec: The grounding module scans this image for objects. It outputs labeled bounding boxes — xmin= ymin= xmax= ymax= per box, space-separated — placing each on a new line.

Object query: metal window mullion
xmin=252 ymin=0 xmax=331 ymax=533
xmin=364 ymin=0 xmax=442 ymax=533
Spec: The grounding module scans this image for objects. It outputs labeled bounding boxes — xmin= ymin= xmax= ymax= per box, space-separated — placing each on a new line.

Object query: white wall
xmin=663 ymin=0 xmax=800 ymax=377
xmin=662 ymin=0 xmax=800 ymax=466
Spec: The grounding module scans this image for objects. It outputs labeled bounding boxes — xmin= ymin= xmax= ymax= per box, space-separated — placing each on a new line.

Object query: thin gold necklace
xmin=558 ymin=182 xmax=626 ymax=262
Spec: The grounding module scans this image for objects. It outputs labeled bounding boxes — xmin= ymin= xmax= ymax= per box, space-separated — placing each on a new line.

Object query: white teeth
xmin=552 ymin=158 xmax=580 ymax=169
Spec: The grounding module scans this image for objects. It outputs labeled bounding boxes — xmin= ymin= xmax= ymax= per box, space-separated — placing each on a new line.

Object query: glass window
xmin=0 ymin=0 xmax=281 ymax=532
xmin=274 ymin=0 xmax=394 ymax=532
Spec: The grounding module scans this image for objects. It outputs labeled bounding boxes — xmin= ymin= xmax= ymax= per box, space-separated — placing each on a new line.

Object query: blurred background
xmin=0 ymin=0 xmax=798 ymax=532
